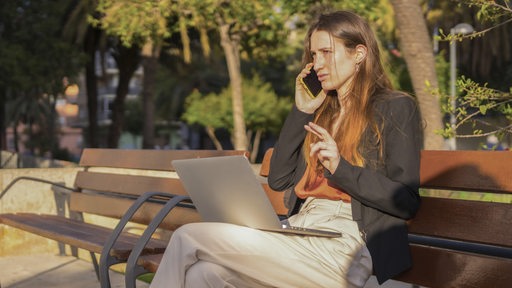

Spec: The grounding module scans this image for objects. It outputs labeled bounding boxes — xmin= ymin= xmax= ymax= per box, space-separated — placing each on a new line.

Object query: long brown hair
xmin=302 ymin=11 xmax=392 ymax=169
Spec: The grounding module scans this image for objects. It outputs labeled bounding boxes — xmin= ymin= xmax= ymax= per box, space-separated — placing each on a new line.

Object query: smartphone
xmin=299 ymin=68 xmax=322 ymax=99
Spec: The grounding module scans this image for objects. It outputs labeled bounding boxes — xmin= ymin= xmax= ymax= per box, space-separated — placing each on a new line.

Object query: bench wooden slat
xmin=261 ymin=184 xmax=287 ymax=216
xmin=396 ymin=244 xmax=512 ymax=288
xmin=0 ymin=213 xmax=167 ymax=259
xmin=74 ymin=172 xmax=187 ymax=196
xmin=70 ymin=193 xmax=201 ymax=231
xmin=409 ymin=197 xmax=512 ymax=248
xmin=137 ymin=254 xmax=163 ymax=273
xmin=79 ymin=149 xmax=248 ymax=171
xmin=259 ymin=148 xmax=273 ymax=177
xmin=420 ymin=150 xmax=512 ymax=193
xmin=259 ymin=148 xmax=288 ymax=216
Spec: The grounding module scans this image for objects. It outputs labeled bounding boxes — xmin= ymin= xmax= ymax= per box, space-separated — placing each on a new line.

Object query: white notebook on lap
xmin=172 ymin=155 xmax=341 ymax=238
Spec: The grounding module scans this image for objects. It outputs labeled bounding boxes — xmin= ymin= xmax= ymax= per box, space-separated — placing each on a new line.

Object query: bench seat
xmin=0 ymin=213 xmax=168 ymax=259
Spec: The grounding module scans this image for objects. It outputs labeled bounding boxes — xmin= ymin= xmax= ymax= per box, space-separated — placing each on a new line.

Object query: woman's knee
xmin=172 ymin=222 xmax=206 ymax=240
xmin=185 ymin=261 xmax=236 ymax=288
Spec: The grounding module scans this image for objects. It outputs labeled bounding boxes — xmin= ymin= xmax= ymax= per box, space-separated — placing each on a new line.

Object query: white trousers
xmin=150 ymin=198 xmax=373 ymax=288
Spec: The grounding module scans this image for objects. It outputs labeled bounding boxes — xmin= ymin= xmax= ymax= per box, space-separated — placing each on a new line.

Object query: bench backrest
xmin=397 ymin=150 xmax=512 ymax=287
xmin=259 ymin=148 xmax=288 ymax=216
xmin=70 ymin=149 xmax=249 ymax=230
xmin=411 ymin=150 xmax=512 ymax=247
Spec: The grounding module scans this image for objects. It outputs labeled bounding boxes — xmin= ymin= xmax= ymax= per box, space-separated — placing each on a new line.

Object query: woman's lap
xmin=151 ymin=199 xmax=372 ymax=288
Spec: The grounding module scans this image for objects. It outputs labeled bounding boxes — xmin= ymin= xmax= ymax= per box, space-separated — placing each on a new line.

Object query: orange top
xmin=295 ymin=164 xmax=351 ymax=202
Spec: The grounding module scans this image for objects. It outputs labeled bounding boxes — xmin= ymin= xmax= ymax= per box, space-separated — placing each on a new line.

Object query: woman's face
xmin=310 ymin=30 xmax=358 ymax=96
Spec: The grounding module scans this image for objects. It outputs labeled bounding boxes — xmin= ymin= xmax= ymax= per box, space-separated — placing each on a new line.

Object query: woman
xmin=151 ymin=10 xmax=422 ymax=288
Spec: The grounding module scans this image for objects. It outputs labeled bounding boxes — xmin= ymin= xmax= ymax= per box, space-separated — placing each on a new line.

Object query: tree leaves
xmin=181 ymin=76 xmax=292 ymax=148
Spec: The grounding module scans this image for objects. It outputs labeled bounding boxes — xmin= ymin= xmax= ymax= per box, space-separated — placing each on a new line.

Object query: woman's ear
xmin=355 ymin=45 xmax=367 ymax=63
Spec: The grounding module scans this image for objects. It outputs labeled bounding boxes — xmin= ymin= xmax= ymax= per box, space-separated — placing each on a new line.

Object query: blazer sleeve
xmin=268 ymin=105 xmax=313 ymax=191
xmin=326 ymin=95 xmax=422 ymax=220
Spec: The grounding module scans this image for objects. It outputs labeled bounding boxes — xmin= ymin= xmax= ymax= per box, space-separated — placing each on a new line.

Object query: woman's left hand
xmin=304 ymin=122 xmax=340 ymax=174
xmin=295 ymin=64 xmax=327 ymax=114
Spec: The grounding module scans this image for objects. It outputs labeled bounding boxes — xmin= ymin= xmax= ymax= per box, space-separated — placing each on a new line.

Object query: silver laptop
xmin=172 ymin=155 xmax=341 ymax=238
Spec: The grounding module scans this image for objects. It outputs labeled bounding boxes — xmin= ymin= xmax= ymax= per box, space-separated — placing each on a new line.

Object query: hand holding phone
xmin=299 ymin=68 xmax=322 ymax=99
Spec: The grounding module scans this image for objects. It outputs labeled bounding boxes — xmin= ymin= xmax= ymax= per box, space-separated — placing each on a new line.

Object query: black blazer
xmin=268 ymin=93 xmax=422 ymax=284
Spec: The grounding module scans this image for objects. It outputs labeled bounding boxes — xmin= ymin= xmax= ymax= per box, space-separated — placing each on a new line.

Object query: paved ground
xmin=0 ymin=254 xmax=149 ymax=288
xmin=0 ymin=254 xmax=415 ymax=288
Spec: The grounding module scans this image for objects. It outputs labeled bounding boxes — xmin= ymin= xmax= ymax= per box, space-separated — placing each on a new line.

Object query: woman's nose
xmin=313 ymin=55 xmax=324 ymax=71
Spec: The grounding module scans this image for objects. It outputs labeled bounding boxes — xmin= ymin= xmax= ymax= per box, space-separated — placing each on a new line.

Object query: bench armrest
xmin=124 ymin=192 xmax=193 ymax=287
xmin=99 ymin=191 xmax=191 ymax=287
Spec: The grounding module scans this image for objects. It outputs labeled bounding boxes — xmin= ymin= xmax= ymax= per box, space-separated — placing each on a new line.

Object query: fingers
xmin=296 ymin=65 xmax=310 ymax=86
xmin=310 ymin=141 xmax=335 ymax=156
xmin=305 ymin=122 xmax=336 ymax=155
xmin=304 ymin=122 xmax=333 ymax=142
xmin=309 ymin=139 xmax=339 ymax=174
xmin=295 ymin=63 xmax=328 ymax=114
xmin=297 ymin=63 xmax=314 ymax=79
xmin=305 ymin=122 xmax=340 ymax=174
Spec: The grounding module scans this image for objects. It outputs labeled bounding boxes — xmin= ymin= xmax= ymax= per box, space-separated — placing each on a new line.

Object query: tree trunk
xmin=47 ymin=96 xmax=57 ymax=157
xmin=179 ymin=13 xmax=191 ymax=64
xmin=28 ymin=121 xmax=34 ymax=155
xmin=250 ymin=129 xmax=263 ymax=163
xmin=219 ymin=23 xmax=248 ymax=151
xmin=205 ymin=126 xmax=223 ymax=150
xmin=84 ymin=26 xmax=100 ymax=148
xmin=107 ymin=44 xmax=140 ymax=148
xmin=0 ymin=92 xmax=6 ymax=152
xmin=199 ymin=27 xmax=211 ymax=60
xmin=141 ymin=41 xmax=160 ymax=149
xmin=13 ymin=121 xmax=19 ymax=153
xmin=390 ymin=0 xmax=446 ymax=150
xmin=13 ymin=122 xmax=20 ymax=167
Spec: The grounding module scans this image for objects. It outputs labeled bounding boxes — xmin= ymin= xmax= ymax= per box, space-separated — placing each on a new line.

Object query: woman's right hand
xmin=295 ymin=63 xmax=327 ymax=114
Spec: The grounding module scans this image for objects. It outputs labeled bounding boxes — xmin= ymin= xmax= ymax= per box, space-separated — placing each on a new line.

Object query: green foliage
xmin=436 ymin=76 xmax=512 ymax=138
xmin=182 ymin=76 xmax=292 ymax=137
xmin=177 ymin=0 xmax=295 ymax=62
xmin=91 ymin=0 xmax=173 ymax=46
xmin=465 ymin=0 xmax=511 ymax=23
xmin=181 ymin=89 xmax=229 ymax=130
xmin=435 ymin=51 xmax=450 ymax=96
xmin=0 ymin=0 xmax=84 ymax=93
xmin=0 ymin=0 xmax=85 ymax=155
xmin=435 ymin=1 xmax=512 ymax=41
xmin=431 ymin=0 xmax=512 ymax=141
xmin=231 ymin=76 xmax=292 ymax=134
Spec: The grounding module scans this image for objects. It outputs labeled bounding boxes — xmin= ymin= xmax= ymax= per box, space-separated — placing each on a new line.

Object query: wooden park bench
xmin=0 ymin=148 xmax=248 ymax=288
xmin=122 ymin=148 xmax=512 ymax=288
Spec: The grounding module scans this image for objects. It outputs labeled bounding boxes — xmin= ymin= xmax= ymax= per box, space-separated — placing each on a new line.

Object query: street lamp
xmin=448 ymin=23 xmax=474 ymax=150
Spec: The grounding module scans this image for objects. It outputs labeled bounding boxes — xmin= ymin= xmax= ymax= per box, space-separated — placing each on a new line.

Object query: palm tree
xmin=390 ymin=0 xmax=446 ymax=150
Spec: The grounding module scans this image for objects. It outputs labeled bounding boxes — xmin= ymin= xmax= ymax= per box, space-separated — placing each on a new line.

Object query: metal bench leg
xmin=126 ymin=265 xmax=150 ymax=288
xmin=90 ymin=251 xmax=100 ymax=281
xmin=125 ymin=193 xmax=192 ymax=288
